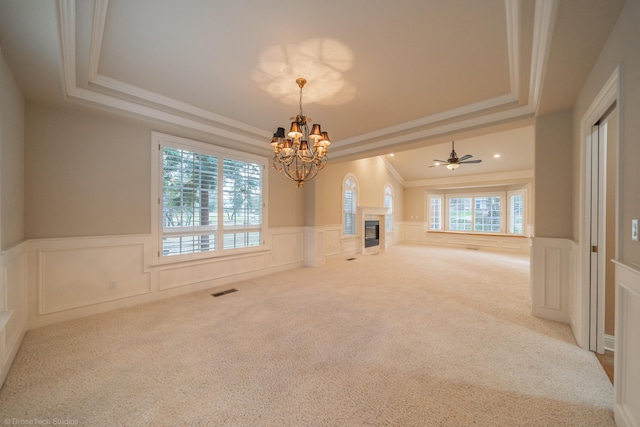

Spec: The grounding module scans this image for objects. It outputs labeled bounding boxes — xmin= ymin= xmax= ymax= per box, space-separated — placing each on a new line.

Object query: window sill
xmin=153 ymin=246 xmax=270 ymax=268
xmin=427 ymin=231 xmax=529 ymax=238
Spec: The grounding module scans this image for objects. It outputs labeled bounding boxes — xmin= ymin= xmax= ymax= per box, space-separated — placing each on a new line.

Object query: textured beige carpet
xmin=0 ymin=245 xmax=614 ymax=426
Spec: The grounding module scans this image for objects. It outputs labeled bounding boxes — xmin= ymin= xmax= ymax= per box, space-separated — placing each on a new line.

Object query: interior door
xmin=589 ymin=124 xmax=602 ymax=353
xmin=589 ymin=105 xmax=617 ymax=355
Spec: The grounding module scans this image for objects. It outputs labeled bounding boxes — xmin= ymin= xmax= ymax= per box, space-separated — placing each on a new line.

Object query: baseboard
xmin=0 ymin=329 xmax=25 ymax=388
xmin=604 ymin=334 xmax=614 ymax=352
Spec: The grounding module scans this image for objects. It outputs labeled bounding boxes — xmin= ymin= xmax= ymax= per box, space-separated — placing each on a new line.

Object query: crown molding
xmin=330 ymin=105 xmax=534 ymax=159
xmin=58 ymin=0 xmax=270 ymax=150
xmin=529 ymin=0 xmax=558 ymax=113
xmin=506 ymin=0 xmax=521 ymax=101
xmin=57 ymin=0 xmax=549 ymax=163
xmin=404 ymin=169 xmax=534 ymax=188
xmin=380 ymin=157 xmax=406 ymax=187
xmin=337 ymin=93 xmax=520 ymax=149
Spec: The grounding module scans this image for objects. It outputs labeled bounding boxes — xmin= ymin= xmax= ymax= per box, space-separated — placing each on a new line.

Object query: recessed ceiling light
xmin=494 ymin=154 xmax=501 ymax=158
xmin=389 ymin=153 xmax=394 ymax=157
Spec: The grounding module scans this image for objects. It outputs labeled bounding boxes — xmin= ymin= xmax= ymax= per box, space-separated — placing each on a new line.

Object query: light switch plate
xmin=633 ymin=219 xmax=639 ymax=242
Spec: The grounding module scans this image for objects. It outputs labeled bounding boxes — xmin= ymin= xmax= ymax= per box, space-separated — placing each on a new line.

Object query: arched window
xmin=384 ymin=185 xmax=393 ymax=232
xmin=343 ymin=175 xmax=358 ymax=236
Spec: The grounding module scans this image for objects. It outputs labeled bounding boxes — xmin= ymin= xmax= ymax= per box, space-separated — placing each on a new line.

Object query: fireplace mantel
xmin=357 ymin=206 xmax=388 ymax=254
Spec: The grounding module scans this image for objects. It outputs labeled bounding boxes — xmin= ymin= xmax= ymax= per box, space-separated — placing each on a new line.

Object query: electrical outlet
xmin=109 ymin=280 xmax=117 ymax=289
xmin=632 ymin=219 xmax=639 ymax=242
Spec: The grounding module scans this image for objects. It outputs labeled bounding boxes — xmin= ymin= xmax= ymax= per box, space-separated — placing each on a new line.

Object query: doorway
xmin=587 ymin=104 xmax=618 ymax=357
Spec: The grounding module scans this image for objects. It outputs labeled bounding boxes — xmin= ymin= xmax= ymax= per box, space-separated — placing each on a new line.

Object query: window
xmin=508 ymin=190 xmax=526 ymax=235
xmin=427 ymin=191 xmax=525 ymax=235
xmin=343 ymin=176 xmax=358 ymax=236
xmin=384 ymin=185 xmax=393 ymax=232
xmin=154 ymin=133 xmax=266 ymax=260
xmin=474 ymin=196 xmax=501 ymax=233
xmin=448 ymin=197 xmax=473 ymax=231
xmin=428 ymin=194 xmax=443 ymax=230
xmin=222 ymin=159 xmax=263 ymax=250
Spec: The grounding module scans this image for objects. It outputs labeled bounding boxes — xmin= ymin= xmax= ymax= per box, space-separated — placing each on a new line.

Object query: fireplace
xmin=364 ymin=220 xmax=380 ymax=248
xmin=357 ymin=206 xmax=388 ymax=254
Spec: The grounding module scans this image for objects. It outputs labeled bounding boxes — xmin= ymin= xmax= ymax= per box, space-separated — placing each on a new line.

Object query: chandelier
xmin=270 ymin=77 xmax=332 ymax=187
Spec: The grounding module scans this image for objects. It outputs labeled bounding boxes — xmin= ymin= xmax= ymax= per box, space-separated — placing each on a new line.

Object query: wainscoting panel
xmin=270 ymin=228 xmax=304 ymax=268
xmin=530 ymin=237 xmax=572 ymax=323
xmin=404 ymin=223 xmax=422 ymax=242
xmin=614 ymin=261 xmax=640 ymax=427
xmin=36 ymin=241 xmax=151 ymax=315
xmin=1 ymin=242 xmax=27 ymax=387
xmin=323 ymin=226 xmax=342 ymax=258
xmin=425 ymin=232 xmax=530 ymax=254
xmin=158 ymin=252 xmax=267 ymax=290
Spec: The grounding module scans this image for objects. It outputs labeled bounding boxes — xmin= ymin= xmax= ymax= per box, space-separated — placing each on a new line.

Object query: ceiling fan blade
xmin=429 ymin=163 xmax=446 ymax=167
xmin=459 ymin=154 xmax=473 ymax=161
xmin=433 ymin=159 xmax=449 ymax=163
xmin=460 ymin=159 xmax=482 ymax=164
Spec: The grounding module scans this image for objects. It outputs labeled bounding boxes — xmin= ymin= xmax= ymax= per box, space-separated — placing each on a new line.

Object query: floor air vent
xmin=212 ymin=288 xmax=238 ymax=297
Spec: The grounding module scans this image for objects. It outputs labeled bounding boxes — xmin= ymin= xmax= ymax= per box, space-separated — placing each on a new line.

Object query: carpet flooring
xmin=0 ymin=245 xmax=614 ymax=426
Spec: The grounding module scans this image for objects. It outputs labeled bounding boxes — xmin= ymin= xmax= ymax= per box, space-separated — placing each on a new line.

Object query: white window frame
xmin=507 ymin=189 xmax=527 ymax=235
xmin=151 ymin=132 xmax=268 ymax=264
xmin=426 ymin=193 xmax=443 ymax=231
xmin=427 ymin=191 xmax=516 ymax=235
xmin=343 ymin=174 xmax=358 ymax=237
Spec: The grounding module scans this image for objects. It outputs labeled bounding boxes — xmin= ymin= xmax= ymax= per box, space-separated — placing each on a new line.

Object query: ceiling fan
xmin=430 ymin=141 xmax=482 ymax=170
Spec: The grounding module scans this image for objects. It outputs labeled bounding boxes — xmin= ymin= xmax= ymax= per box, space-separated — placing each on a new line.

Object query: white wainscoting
xmin=28 ymin=227 xmax=305 ymax=329
xmin=323 ymin=225 xmax=344 ymax=260
xmin=399 ymin=222 xmax=530 ymax=254
xmin=0 ymin=242 xmax=27 ymax=387
xmin=530 ymin=237 xmax=574 ymax=323
xmin=403 ymin=223 xmax=422 ymax=242
xmin=613 ymin=261 xmax=640 ymax=427
xmin=426 ymin=232 xmax=530 ymax=253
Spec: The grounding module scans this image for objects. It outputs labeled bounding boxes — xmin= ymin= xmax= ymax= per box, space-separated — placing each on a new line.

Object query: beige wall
xmin=24 ymin=104 xmax=303 ymax=238
xmin=268 ymin=165 xmax=305 ymax=228
xmin=534 ymin=111 xmax=573 ymax=238
xmin=25 ymin=104 xmax=151 ymax=238
xmin=0 ymin=50 xmax=25 ymax=250
xmin=573 ymin=0 xmax=640 ymax=268
xmin=310 ymin=156 xmax=404 ymax=227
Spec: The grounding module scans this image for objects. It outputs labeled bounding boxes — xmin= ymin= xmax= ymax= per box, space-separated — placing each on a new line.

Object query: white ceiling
xmin=0 ymin=0 xmax=626 ymax=182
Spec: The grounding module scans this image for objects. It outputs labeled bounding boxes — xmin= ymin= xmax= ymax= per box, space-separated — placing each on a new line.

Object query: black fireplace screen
xmin=364 ymin=220 xmax=380 ymax=248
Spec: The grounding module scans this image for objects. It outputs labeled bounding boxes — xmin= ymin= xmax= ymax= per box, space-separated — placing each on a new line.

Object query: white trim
xmin=88 ymin=0 xmax=108 ymax=81
xmin=337 ymin=94 xmax=519 ymax=149
xmin=505 ymin=0 xmax=521 ymax=100
xmin=528 ymin=0 xmax=558 ymax=112
xmin=613 ymin=260 xmax=640 ymax=427
xmin=530 ymin=237 xmax=573 ymax=323
xmin=604 ymin=334 xmax=615 ymax=352
xmin=380 ymin=157 xmax=405 ymax=187
xmin=151 ymin=132 xmax=269 ymax=265
xmin=576 ymin=65 xmax=622 ymax=350
xmin=56 ymin=0 xmax=544 ymax=161
xmin=405 ymin=169 xmax=534 ymax=188
xmin=331 ymin=105 xmax=533 ymax=159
